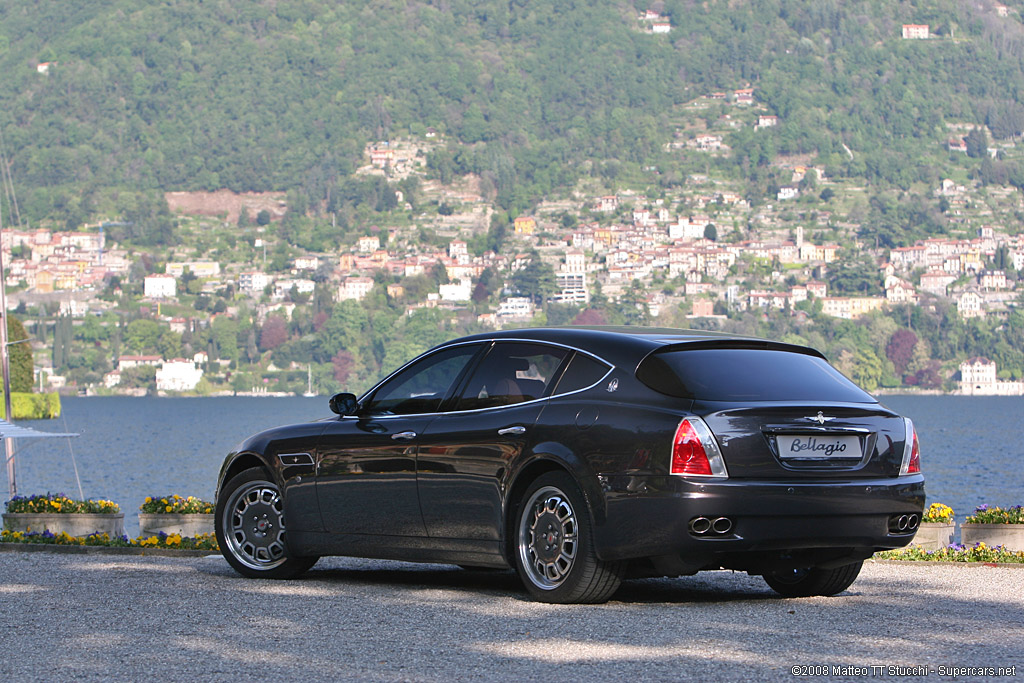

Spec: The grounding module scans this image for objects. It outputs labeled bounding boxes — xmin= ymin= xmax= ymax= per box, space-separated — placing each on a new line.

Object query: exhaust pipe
xmin=908 ymin=514 xmax=920 ymax=530
xmin=897 ymin=515 xmax=909 ymax=531
xmin=689 ymin=517 xmax=711 ymax=534
xmin=712 ymin=517 xmax=733 ymax=534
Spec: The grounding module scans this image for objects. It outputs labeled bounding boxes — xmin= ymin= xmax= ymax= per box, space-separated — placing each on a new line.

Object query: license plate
xmin=776 ymin=434 xmax=861 ymax=459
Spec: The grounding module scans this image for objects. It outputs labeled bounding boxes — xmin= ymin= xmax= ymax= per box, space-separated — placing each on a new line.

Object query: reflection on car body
xmin=215 ymin=327 xmax=925 ymax=603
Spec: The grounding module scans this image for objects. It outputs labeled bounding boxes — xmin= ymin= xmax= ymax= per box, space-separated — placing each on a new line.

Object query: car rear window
xmin=636 ymin=347 xmax=875 ymax=403
xmin=552 ymin=352 xmax=611 ymax=396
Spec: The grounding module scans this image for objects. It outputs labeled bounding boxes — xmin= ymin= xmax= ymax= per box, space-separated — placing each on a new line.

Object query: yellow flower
xmin=165 ymin=505 xmax=173 ymax=512
xmin=145 ymin=497 xmax=152 ymax=504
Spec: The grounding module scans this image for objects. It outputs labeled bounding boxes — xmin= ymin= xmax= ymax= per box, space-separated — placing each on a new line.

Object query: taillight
xmin=671 ymin=417 xmax=728 ymax=478
xmin=900 ymin=418 xmax=921 ymax=475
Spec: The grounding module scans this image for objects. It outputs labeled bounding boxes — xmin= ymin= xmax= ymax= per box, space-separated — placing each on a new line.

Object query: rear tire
xmin=763 ymin=560 xmax=863 ymax=597
xmin=215 ymin=468 xmax=318 ymax=579
xmin=513 ymin=471 xmax=624 ymax=604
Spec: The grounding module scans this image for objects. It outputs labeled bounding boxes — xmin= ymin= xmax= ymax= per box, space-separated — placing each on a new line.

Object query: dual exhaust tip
xmin=888 ymin=513 xmax=920 ymax=533
xmin=689 ymin=516 xmax=733 ymax=536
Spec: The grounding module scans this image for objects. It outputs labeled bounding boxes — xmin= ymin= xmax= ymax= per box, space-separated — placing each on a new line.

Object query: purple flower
xmin=976 ymin=504 xmax=989 ymax=512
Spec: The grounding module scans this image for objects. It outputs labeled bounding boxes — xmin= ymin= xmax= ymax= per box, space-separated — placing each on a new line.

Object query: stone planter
xmin=960 ymin=523 xmax=1024 ymax=551
xmin=2 ymin=512 xmax=125 ymax=538
xmin=912 ymin=522 xmax=955 ymax=550
xmin=138 ymin=513 xmax=214 ymax=538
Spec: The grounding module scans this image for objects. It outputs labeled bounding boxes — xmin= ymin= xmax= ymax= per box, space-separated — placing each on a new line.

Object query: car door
xmin=316 ymin=343 xmax=483 ymax=537
xmin=416 ymin=341 xmax=572 ymax=542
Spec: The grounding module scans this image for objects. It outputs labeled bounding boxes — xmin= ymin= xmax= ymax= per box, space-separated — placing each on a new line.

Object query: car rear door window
xmin=636 ymin=347 xmax=875 ymax=402
xmin=455 ymin=342 xmax=570 ymax=411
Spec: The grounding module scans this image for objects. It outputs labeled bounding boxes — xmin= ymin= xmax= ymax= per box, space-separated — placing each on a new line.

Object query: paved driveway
xmin=0 ymin=552 xmax=1020 ymax=681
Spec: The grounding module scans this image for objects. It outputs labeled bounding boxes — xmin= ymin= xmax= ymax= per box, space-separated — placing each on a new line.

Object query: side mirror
xmin=329 ymin=392 xmax=359 ymax=416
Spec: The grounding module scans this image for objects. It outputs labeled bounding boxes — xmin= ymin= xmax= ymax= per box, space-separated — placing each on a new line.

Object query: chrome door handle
xmin=497 ymin=426 xmax=526 ymax=436
xmin=391 ymin=431 xmax=417 ymax=440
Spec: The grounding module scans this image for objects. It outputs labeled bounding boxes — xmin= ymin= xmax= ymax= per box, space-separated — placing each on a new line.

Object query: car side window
xmin=454 ymin=342 xmax=569 ymax=411
xmin=363 ymin=345 xmax=480 ymax=415
xmin=551 ymin=352 xmax=611 ymax=395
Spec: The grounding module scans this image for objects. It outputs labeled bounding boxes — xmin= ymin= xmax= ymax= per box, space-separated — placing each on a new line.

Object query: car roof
xmin=448 ymin=326 xmax=786 ymax=367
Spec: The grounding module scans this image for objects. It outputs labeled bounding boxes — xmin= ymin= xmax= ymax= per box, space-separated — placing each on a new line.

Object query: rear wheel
xmin=763 ymin=560 xmax=863 ymax=597
xmin=514 ymin=471 xmax=624 ymax=604
xmin=215 ymin=468 xmax=318 ymax=579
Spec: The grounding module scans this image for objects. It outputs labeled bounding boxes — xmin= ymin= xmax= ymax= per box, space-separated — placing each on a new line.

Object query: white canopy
xmin=0 ymin=418 xmax=78 ymax=439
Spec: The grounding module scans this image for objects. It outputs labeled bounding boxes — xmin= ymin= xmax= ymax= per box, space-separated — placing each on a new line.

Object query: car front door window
xmin=364 ymin=345 xmax=480 ymax=415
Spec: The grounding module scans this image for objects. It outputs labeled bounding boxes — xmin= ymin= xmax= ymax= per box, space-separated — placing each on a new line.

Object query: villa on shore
xmin=959 ymin=357 xmax=1024 ymax=396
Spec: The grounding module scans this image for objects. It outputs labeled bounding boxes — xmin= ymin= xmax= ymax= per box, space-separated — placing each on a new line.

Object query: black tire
xmin=215 ymin=468 xmax=318 ymax=579
xmin=513 ymin=471 xmax=624 ymax=604
xmin=763 ymin=560 xmax=863 ymax=598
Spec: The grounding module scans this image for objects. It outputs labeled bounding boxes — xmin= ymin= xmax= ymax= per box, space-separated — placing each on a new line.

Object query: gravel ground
xmin=0 ymin=552 xmax=1021 ymax=682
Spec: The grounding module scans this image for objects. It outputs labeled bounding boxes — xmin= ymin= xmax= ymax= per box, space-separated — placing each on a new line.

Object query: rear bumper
xmin=593 ymin=474 xmax=926 ymax=564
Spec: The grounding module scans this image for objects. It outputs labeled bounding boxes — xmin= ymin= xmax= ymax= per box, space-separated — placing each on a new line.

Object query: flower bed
xmin=139 ymin=495 xmax=214 ymax=515
xmin=1 ymin=528 xmax=219 ymax=551
xmin=913 ymin=503 xmax=955 ymax=550
xmin=138 ymin=495 xmax=215 ymax=537
xmin=4 ymin=494 xmax=124 ymax=537
xmin=961 ymin=505 xmax=1024 ymax=551
xmin=921 ymin=503 xmax=954 ymax=524
xmin=965 ymin=504 xmax=1024 ymax=525
xmin=6 ymin=493 xmax=120 ymax=514
xmin=876 ymin=542 xmax=1024 ymax=563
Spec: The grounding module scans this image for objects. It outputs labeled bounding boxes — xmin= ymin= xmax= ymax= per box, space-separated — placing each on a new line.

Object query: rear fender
xmin=502 ymin=442 xmax=607 ymax=562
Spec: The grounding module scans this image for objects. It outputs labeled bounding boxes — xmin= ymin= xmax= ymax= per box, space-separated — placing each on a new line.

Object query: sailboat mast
xmin=0 ymin=170 xmax=15 ymax=498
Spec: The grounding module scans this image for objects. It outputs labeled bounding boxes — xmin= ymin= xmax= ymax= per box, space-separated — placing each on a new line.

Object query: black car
xmin=215 ymin=327 xmax=924 ymax=603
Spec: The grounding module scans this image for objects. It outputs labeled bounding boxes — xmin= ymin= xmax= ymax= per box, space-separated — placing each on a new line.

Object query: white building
xmin=497 ymin=297 xmax=536 ymax=321
xmin=273 ymin=278 xmax=316 ymax=300
xmin=957 ymin=290 xmax=984 ymax=319
xmin=165 ymin=261 xmax=221 ymax=278
xmin=902 ymin=24 xmax=929 ymax=39
xmin=156 ymin=359 xmax=204 ymax=392
xmin=357 ymin=236 xmax=380 ymax=253
xmin=144 ymin=275 xmax=177 ymax=299
xmin=239 ymin=271 xmax=271 ymax=293
xmin=448 ymin=240 xmax=469 ymax=263
xmin=959 ymin=357 xmax=1024 ymax=395
xmin=338 ymin=276 xmax=375 ymax=301
xmin=668 ymin=217 xmax=710 ymax=241
xmin=439 ymin=279 xmax=472 ymax=302
xmin=553 ymin=250 xmax=589 ymax=304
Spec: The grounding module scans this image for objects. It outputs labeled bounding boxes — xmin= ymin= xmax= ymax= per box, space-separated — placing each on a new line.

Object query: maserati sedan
xmin=214 ymin=327 xmax=925 ymax=603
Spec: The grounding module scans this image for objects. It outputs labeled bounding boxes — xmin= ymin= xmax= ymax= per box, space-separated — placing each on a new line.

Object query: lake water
xmin=2 ymin=395 xmax=1021 ymax=537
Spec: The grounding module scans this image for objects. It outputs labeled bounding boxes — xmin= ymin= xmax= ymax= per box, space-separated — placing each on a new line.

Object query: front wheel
xmin=514 ymin=471 xmax=624 ymax=604
xmin=215 ymin=468 xmax=318 ymax=579
xmin=763 ymin=560 xmax=863 ymax=598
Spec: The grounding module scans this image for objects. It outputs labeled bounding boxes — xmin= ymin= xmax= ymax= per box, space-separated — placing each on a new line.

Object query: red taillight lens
xmin=900 ymin=418 xmax=921 ymax=476
xmin=670 ymin=417 xmax=728 ymax=477
xmin=907 ymin=429 xmax=921 ymax=474
xmin=672 ymin=420 xmax=712 ymax=475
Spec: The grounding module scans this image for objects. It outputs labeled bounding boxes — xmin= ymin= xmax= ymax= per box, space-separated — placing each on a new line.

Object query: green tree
xmin=124 ymin=319 xmax=164 ymax=354
xmin=7 ymin=315 xmax=34 ymax=393
xmin=512 ymin=258 xmax=556 ymax=305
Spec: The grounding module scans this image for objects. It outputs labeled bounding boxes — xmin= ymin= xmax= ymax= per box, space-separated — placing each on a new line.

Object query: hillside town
xmin=5 ymin=166 xmax=1024 ymax=396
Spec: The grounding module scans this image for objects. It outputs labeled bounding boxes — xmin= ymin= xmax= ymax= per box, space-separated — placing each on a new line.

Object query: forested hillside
xmin=3 ymin=0 xmax=1024 ymax=235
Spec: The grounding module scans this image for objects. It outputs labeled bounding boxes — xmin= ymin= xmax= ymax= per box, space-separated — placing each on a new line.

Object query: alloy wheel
xmin=518 ymin=485 xmax=578 ymax=589
xmin=223 ymin=480 xmax=288 ymax=571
